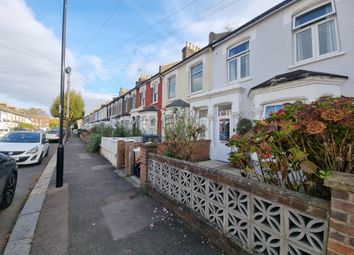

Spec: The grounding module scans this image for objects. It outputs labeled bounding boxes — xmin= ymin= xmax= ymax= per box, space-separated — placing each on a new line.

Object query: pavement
xmin=10 ymin=136 xmax=223 ymax=255
xmin=0 ymin=144 xmax=57 ymax=254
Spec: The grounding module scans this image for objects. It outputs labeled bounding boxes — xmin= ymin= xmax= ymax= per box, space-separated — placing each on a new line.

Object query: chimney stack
xmin=182 ymin=41 xmax=201 ymax=60
xmin=119 ymin=88 xmax=129 ymax=96
xmin=208 ymin=31 xmax=231 ymax=44
xmin=138 ymin=73 xmax=151 ymax=83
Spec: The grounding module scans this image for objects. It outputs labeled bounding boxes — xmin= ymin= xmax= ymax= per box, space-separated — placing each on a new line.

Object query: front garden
xmin=227 ymin=96 xmax=353 ymax=200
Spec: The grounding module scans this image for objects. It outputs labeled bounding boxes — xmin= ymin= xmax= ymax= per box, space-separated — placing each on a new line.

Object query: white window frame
xmin=140 ymin=89 xmax=145 ymax=107
xmin=131 ymin=92 xmax=136 ymax=110
xmin=190 ymin=62 xmax=203 ymax=94
xmin=167 ymin=75 xmax=176 ymax=99
xmin=263 ymin=103 xmax=284 ymax=119
xmin=293 ymin=1 xmax=339 ymax=63
xmin=227 ymin=40 xmax=250 ymax=83
xmin=152 ymin=81 xmax=158 ymax=104
xmin=292 ymin=1 xmax=336 ymax=30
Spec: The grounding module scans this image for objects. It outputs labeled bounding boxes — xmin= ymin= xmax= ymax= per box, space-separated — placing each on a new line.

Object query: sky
xmin=0 ymin=0 xmax=284 ymax=115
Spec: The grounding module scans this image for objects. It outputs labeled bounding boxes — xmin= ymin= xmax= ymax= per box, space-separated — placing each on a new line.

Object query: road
xmin=0 ymin=143 xmax=57 ymax=254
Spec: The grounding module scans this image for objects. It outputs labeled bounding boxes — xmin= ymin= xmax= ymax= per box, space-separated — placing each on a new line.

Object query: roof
xmin=250 ymin=70 xmax=349 ymax=91
xmin=166 ymin=99 xmax=190 ymax=108
xmin=212 ymin=0 xmax=296 ymax=47
xmin=160 ymin=1 xmax=297 ymax=76
xmin=139 ymin=105 xmax=158 ymax=113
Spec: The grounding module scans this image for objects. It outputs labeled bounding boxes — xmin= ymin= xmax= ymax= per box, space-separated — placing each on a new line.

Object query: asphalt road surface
xmin=0 ymin=143 xmax=57 ymax=254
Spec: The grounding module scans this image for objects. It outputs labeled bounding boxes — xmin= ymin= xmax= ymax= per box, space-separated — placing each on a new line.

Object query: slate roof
xmin=250 ymin=70 xmax=348 ymax=91
xmin=166 ymin=99 xmax=190 ymax=108
xmin=139 ymin=105 xmax=158 ymax=113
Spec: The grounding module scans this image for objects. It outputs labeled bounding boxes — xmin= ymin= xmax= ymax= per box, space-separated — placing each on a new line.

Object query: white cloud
xmin=113 ymin=0 xmax=284 ymax=85
xmin=0 ymin=0 xmax=113 ymax=115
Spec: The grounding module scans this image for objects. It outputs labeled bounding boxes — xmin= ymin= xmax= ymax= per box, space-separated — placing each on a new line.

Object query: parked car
xmin=0 ymin=131 xmax=49 ymax=165
xmin=0 ymin=153 xmax=17 ymax=209
xmin=46 ymin=129 xmax=60 ymax=142
xmin=0 ymin=128 xmax=10 ymax=137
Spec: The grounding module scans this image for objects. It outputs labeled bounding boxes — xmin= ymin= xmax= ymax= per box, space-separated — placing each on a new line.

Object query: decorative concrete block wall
xmin=146 ymin=153 xmax=330 ymax=255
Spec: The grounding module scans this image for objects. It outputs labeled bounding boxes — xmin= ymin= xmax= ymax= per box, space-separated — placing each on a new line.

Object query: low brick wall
xmin=145 ymin=153 xmax=330 ymax=255
xmin=325 ymin=172 xmax=354 ymax=255
xmin=117 ymin=140 xmax=125 ymax=169
xmin=157 ymin=140 xmax=210 ymax=162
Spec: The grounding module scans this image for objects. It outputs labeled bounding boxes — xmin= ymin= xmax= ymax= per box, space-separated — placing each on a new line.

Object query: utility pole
xmin=65 ymin=66 xmax=71 ymax=143
xmin=56 ymin=0 xmax=68 ymax=188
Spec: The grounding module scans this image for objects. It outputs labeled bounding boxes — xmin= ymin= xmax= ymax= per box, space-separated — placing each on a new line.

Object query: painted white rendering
xmin=189 ymin=0 xmax=354 ymax=161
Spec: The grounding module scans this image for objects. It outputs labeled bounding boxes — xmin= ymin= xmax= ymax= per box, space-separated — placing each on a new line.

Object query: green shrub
xmin=163 ymin=108 xmax=206 ymax=161
xmin=86 ymin=133 xmax=102 ymax=153
xmin=236 ymin=118 xmax=253 ymax=135
xmin=113 ymin=123 xmax=131 ymax=137
xmin=91 ymin=123 xmax=114 ymax=137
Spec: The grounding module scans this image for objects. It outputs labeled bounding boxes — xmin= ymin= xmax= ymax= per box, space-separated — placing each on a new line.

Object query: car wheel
xmin=0 ymin=171 xmax=17 ymax=209
xmin=37 ymin=152 xmax=43 ymax=165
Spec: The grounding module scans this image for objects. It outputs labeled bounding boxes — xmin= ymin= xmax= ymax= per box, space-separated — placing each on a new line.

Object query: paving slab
xmin=3 ymin=152 xmax=57 ymax=255
xmin=101 ymin=196 xmax=157 ymax=241
xmin=29 ymin=136 xmax=224 ymax=255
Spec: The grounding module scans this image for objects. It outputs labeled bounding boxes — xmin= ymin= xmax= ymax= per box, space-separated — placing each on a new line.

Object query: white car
xmin=0 ymin=131 xmax=49 ymax=165
xmin=46 ymin=129 xmax=60 ymax=142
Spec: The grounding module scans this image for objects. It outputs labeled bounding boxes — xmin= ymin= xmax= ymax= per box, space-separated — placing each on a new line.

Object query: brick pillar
xmin=140 ymin=144 xmax=157 ymax=185
xmin=324 ymin=172 xmax=354 ymax=255
xmin=117 ymin=140 xmax=125 ymax=169
xmin=124 ymin=141 xmax=134 ymax=176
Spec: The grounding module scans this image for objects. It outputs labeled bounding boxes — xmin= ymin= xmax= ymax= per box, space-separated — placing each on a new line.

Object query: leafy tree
xmin=50 ymin=90 xmax=85 ymax=122
xmin=49 ymin=119 xmax=59 ymax=129
xmin=50 ymin=90 xmax=84 ymax=141
xmin=15 ymin=122 xmax=35 ymax=130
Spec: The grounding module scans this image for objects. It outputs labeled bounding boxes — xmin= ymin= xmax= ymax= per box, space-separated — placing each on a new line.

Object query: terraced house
xmin=83 ymin=0 xmax=354 ymax=162
xmin=188 ymin=0 xmax=354 ymax=161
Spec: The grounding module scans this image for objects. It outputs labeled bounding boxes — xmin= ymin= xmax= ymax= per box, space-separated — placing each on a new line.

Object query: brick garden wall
xmin=325 ymin=172 xmax=354 ymax=255
xmin=157 ymin=140 xmax=211 ymax=162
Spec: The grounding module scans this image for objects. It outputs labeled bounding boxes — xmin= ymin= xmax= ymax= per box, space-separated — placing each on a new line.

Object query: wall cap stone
xmin=324 ymin=171 xmax=354 ymax=193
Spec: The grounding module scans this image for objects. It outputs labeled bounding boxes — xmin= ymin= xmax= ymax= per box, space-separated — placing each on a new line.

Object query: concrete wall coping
xmin=324 ymin=171 xmax=354 ymax=193
xmin=149 ymin=153 xmax=330 ymax=215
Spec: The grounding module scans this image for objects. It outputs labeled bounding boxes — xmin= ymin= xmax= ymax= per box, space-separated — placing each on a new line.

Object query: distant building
xmin=30 ymin=114 xmax=50 ymax=129
xmin=0 ymin=102 xmax=33 ymax=131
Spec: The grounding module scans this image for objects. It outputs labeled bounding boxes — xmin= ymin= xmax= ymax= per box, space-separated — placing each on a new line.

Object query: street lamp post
xmin=56 ymin=0 xmax=68 ymax=188
xmin=65 ymin=66 xmax=71 ymax=143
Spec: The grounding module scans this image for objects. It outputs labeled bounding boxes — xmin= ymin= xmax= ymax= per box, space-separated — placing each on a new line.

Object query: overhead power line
xmin=72 ymin=0 xmax=125 ymax=66
xmin=0 ymin=28 xmax=60 ymax=66
xmin=75 ymin=0 xmax=240 ymax=71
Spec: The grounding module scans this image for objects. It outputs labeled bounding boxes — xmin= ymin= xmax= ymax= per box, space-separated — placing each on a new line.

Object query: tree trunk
xmin=65 ymin=119 xmax=71 ymax=142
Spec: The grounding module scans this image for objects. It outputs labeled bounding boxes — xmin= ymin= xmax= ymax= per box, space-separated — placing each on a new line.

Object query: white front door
xmin=214 ymin=104 xmax=232 ymax=162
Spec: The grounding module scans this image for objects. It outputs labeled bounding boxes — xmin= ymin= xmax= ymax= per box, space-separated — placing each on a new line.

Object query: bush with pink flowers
xmin=227 ymin=96 xmax=354 ymax=199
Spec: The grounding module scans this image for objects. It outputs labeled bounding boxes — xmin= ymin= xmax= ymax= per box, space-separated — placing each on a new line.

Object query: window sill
xmin=189 ymin=89 xmax=204 ymax=96
xmin=226 ymin=77 xmax=252 ymax=86
xmin=288 ymin=51 xmax=345 ymax=69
